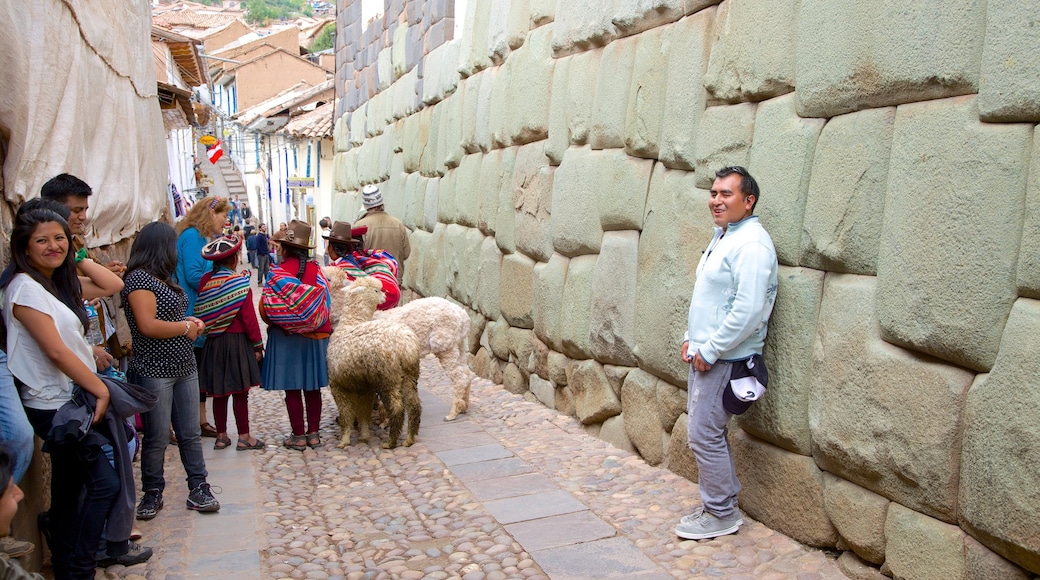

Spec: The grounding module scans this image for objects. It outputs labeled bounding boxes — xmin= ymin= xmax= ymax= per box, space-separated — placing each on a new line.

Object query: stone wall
xmin=333 ymin=1 xmax=1040 ymax=577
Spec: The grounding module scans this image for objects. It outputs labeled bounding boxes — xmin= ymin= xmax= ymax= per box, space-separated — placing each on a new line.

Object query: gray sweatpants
xmin=686 ymin=362 xmax=741 ymax=519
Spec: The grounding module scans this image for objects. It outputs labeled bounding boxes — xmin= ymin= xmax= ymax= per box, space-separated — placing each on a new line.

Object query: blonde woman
xmin=174 ymin=196 xmax=230 ymax=438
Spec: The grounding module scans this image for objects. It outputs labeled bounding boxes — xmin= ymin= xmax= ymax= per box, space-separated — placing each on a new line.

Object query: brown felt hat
xmin=278 ymin=219 xmax=314 ymax=249
xmin=322 ymin=221 xmax=368 ymax=244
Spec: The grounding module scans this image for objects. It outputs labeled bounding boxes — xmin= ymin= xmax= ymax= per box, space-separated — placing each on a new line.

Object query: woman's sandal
xmin=200 ymin=423 xmax=219 ymax=438
xmin=213 ymin=436 xmax=232 ymax=450
xmin=236 ymin=438 xmax=266 ymax=451
xmin=283 ymin=435 xmax=307 ymax=451
xmin=306 ymin=432 xmax=321 ymax=449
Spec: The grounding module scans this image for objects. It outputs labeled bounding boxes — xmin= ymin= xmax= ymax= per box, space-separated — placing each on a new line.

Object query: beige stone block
xmin=442 ymin=225 xmax=482 ymax=306
xmin=589 ymin=35 xmax=637 ymax=150
xmin=475 ymin=235 xmax=503 ymax=321
xmin=693 ymin=102 xmax=757 ymax=189
xmin=633 ymin=165 xmax=710 ymax=387
xmin=741 ymin=266 xmax=822 ymax=456
xmin=612 ymin=0 xmax=714 ymax=37
xmin=822 ymin=472 xmax=888 ymax=565
xmin=885 ymin=503 xmax=967 ymax=580
xmin=656 ymin=378 xmax=685 ymax=434
xmin=529 ymin=373 xmax=555 ymax=408
xmin=810 ymin=274 xmax=974 ymax=523
xmin=795 ymin=0 xmax=984 ymax=118
xmin=412 ymin=226 xmax=448 ymax=298
xmin=960 ymin=299 xmax=1040 ymax=575
xmin=472 ymin=347 xmax=503 ymax=382
xmin=666 ymin=413 xmax=697 ymax=483
xmin=550 ymin=0 xmax=618 ymax=57
xmin=348 ymin=103 xmax=366 ymax=146
xmin=800 ymin=107 xmax=894 ymax=275
xmin=477 ymin=149 xmax=503 ymax=234
xmin=877 ymin=96 xmax=1031 ymax=371
xmin=590 ymin=231 xmax=639 ymax=366
xmin=597 ymin=415 xmax=636 ymax=453
xmin=333 ymin=114 xmax=348 ymax=152
xmin=547 ymin=350 xmax=570 ymax=386
xmin=544 ymin=54 xmax=572 ymax=165
xmin=474 ymin=66 xmax=496 ymax=152
xmin=358 ymin=137 xmax=388 ymax=184
xmin=747 ymin=94 xmax=824 ymax=266
xmin=978 ymin=0 xmax=1040 ymax=121
xmin=550 ymin=147 xmax=604 ymax=256
xmin=532 ymin=253 xmax=567 ymax=351
xmin=623 ymin=27 xmax=665 ymax=160
xmin=365 ymin=92 xmax=386 ymax=137
xmin=451 ymin=153 xmax=482 ymax=227
xmin=530 ymin=335 xmax=549 ymax=378
xmin=399 ymin=171 xmax=422 ymax=230
xmin=506 ymin=0 xmax=530 ymax=49
xmin=392 ymin=23 xmax=408 ymax=80
xmin=508 ymin=327 xmax=536 ymax=371
xmin=732 ymin=429 xmax=837 ymax=547
xmin=385 ymin=158 xmax=407 ymax=218
xmin=458 ymin=0 xmax=493 ymax=77
xmin=392 ymin=69 xmax=419 ymax=121
xmin=658 ymin=8 xmax=714 ymax=170
xmin=559 ymin=254 xmax=596 ymax=359
xmin=379 ymin=127 xmax=397 ymax=180
xmin=401 ymin=113 xmax=422 ymax=173
xmin=441 ymin=91 xmax=465 ymax=170
xmin=704 ymin=0 xmax=797 ymax=103
xmin=401 ymin=229 xmax=424 ymax=294
xmin=566 ymin=49 xmax=602 ymax=147
xmin=512 ymin=143 xmax=554 ymax=261
xmin=416 ymin=106 xmax=439 ymax=177
xmin=422 ymin=40 xmax=461 ymax=106
xmin=377 ymin=46 xmax=393 ymax=91
xmin=503 ymin=362 xmax=527 ymax=394
xmin=487 ymin=318 xmax=511 ymax=362
xmin=494 ymin=147 xmax=518 ymax=254
xmin=459 ymin=75 xmax=482 ymax=154
xmin=1018 ymin=127 xmax=1040 ymax=299
xmin=963 ymin=535 xmax=1032 ymax=580
xmin=487 ymin=0 xmax=512 ymax=65
xmin=499 ymin=252 xmax=535 ymax=328
xmin=569 ymin=359 xmax=621 ymax=424
xmin=500 ymin=26 xmax=555 ymax=147
xmin=836 ymin=552 xmax=887 ymax=580
xmin=621 ymin=369 xmax=664 ymax=465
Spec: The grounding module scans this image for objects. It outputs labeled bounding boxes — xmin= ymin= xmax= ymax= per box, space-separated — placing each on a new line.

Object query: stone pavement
xmin=100 ymin=356 xmax=847 ymax=580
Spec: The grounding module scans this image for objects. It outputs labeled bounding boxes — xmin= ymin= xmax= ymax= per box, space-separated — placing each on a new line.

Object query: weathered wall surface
xmin=335 ymin=0 xmax=1040 ymax=575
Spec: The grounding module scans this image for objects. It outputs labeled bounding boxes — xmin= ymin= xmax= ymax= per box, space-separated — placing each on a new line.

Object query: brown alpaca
xmin=325 ymin=276 xmax=422 ymax=448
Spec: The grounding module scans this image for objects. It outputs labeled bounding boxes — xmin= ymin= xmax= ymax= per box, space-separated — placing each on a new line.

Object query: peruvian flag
xmin=207 ymin=140 xmax=224 ymax=164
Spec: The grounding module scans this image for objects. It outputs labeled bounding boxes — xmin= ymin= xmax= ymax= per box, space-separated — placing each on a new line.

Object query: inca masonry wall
xmin=334 ymin=1 xmax=1040 ymax=577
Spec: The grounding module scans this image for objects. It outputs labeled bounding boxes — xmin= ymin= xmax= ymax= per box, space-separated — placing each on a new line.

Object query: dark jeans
xmin=130 ymin=372 xmax=209 ymax=493
xmin=25 ymin=407 xmax=119 ymax=580
xmin=256 ymin=252 xmax=271 ymax=284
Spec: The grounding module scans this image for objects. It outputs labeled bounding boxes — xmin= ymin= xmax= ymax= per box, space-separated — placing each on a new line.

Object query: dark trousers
xmin=26 ymin=407 xmax=120 ymax=580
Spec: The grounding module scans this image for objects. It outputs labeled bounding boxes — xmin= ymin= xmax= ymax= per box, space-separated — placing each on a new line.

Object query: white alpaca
xmin=325 ymin=276 xmax=422 ymax=448
xmin=375 ymin=297 xmax=475 ymax=421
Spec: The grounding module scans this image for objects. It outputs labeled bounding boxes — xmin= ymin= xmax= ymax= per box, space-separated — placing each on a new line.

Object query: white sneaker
xmin=675 ymin=509 xmax=743 ymax=540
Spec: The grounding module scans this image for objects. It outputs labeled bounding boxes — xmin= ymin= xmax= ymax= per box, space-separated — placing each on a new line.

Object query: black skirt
xmin=198 ymin=332 xmax=261 ymax=396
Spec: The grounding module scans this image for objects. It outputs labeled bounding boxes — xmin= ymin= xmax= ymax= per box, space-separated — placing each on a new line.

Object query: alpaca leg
xmin=440 ymin=348 xmax=472 ymax=421
xmin=356 ymin=391 xmax=376 ymax=443
xmin=403 ymin=378 xmax=422 ymax=447
xmin=336 ymin=396 xmax=357 ymax=449
xmin=379 ymin=386 xmax=405 ymax=449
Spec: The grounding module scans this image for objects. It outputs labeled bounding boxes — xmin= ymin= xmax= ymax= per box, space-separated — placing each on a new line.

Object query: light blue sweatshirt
xmin=686 ymin=215 xmax=778 ymax=364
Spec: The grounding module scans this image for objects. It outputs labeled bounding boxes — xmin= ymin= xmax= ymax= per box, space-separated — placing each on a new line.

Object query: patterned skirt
xmin=260 ymin=330 xmax=329 ymax=392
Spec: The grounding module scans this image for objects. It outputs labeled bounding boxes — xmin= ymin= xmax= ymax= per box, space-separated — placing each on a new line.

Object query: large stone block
xmin=611 ymin=0 xmax=714 ymax=37
xmin=693 ymin=103 xmax=757 ymax=189
xmin=459 ymin=75 xmax=482 ymax=154
xmin=499 ymin=252 xmax=535 ymax=328
xmin=421 ymin=39 xmax=461 ymax=105
xmin=392 ymin=68 xmax=420 ymax=121
xmin=747 ymin=94 xmax=825 ymax=266
xmin=621 ymin=368 xmax=664 ymax=465
xmin=487 ymin=317 xmax=512 ymax=361
xmin=731 ymin=429 xmax=838 ymax=547
xmin=822 ymin=472 xmax=888 ymax=565
xmin=1018 ymin=127 xmax=1040 ymax=299
xmin=877 ymin=97 xmax=1031 ymax=371
xmin=565 ymin=49 xmax=602 ymax=148
xmin=473 ymin=66 xmax=496 ymax=152
xmin=623 ymin=26 xmax=665 ymax=160
xmin=401 ymin=113 xmax=423 ymax=173
xmin=392 ymin=23 xmax=408 ymax=80
xmin=496 ymin=26 xmax=555 ymax=147
xmin=656 ymin=8 xmax=713 ymax=169
xmin=558 ymin=254 xmax=596 ymax=359
xmin=703 ymin=0 xmax=798 ymax=103
xmin=809 ymin=274 xmax=974 ymax=523
xmin=978 ymin=0 xmax=1040 ymax=121
xmin=512 ymin=143 xmax=555 ymax=262
xmin=493 ymin=147 xmax=518 ymax=254
xmin=656 ymin=378 xmax=685 ymax=434
xmin=475 ymin=150 xmax=500 ymax=233
xmin=529 ymin=373 xmax=555 ymax=408
xmin=597 ymin=415 xmax=636 ymax=453
xmin=795 ymin=0 xmax=985 ymax=118
xmin=666 ymin=414 xmax=697 ymax=482
xmin=451 ymin=152 xmax=482 ymax=227
xmin=544 ymin=54 xmax=572 ymax=165
xmin=529 ymin=0 xmax=554 ymax=27
xmin=420 ymin=177 xmax=439 ymax=232
xmin=439 ymin=92 xmax=465 ymax=171
xmin=740 ymin=266 xmax=822 ymax=456
xmin=443 ymin=224 xmax=482 ymax=306
xmin=964 ymin=535 xmax=1032 ymax=580
xmin=418 ymin=106 xmax=442 ymax=177
xmin=800 ymin=107 xmax=894 ymax=275
xmin=505 ymin=0 xmax=530 ymax=50
xmin=532 ymin=253 xmax=567 ymax=351
xmin=412 ymin=225 xmax=449 ymax=297
xmin=458 ymin=0 xmax=492 ymax=77
xmin=475 ymin=235 xmax=503 ymax=321
xmin=884 ymin=503 xmax=967 ymax=580
xmin=377 ymin=46 xmax=393 ymax=90
xmin=589 ymin=231 xmax=639 ymax=366
xmin=960 ymin=298 xmax=1040 ymax=574
xmin=589 ymin=35 xmax=637 ymax=150
xmin=569 ymin=359 xmax=622 ymax=424
xmin=486 ymin=0 xmax=511 ymax=65
xmin=633 ymin=165 xmax=711 ymax=387
xmin=400 ymin=171 xmax=423 ymax=230
xmin=550 ymin=0 xmax=618 ymax=57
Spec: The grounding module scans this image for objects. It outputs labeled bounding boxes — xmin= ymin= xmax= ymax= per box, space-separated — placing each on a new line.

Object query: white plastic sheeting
xmin=0 ymin=0 xmax=168 ymax=246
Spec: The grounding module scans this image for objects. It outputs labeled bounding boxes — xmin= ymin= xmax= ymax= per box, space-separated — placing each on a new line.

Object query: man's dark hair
xmin=41 ymin=173 xmax=92 ymax=204
xmin=18 ymin=197 xmax=71 ymax=221
xmin=715 ymin=166 xmax=760 ymax=211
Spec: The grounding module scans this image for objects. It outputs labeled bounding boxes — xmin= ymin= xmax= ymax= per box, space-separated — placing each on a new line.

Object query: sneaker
xmin=679 ymin=506 xmax=744 ymax=527
xmin=0 ymin=537 xmax=34 ymax=558
xmin=97 ymin=541 xmax=153 ymax=568
xmin=675 ymin=509 xmax=743 ymax=540
xmin=136 ymin=489 xmax=164 ymax=521
xmin=186 ymin=483 xmax=220 ymax=513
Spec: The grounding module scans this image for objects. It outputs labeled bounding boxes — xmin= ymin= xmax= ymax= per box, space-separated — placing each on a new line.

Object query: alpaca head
xmin=341 ymin=276 xmax=385 ymax=322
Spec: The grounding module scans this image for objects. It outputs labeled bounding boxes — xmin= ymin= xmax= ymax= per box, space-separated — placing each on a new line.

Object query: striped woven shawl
xmin=332 ymin=250 xmax=400 ymax=310
xmin=195 ymin=268 xmax=251 ymax=336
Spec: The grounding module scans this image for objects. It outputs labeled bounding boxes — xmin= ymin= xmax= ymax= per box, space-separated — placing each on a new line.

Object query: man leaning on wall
xmin=676 ymin=166 xmax=778 ymax=541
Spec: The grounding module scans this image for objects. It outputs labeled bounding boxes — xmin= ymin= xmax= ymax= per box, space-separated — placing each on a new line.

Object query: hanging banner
xmin=207 ymin=140 xmax=224 ymax=164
